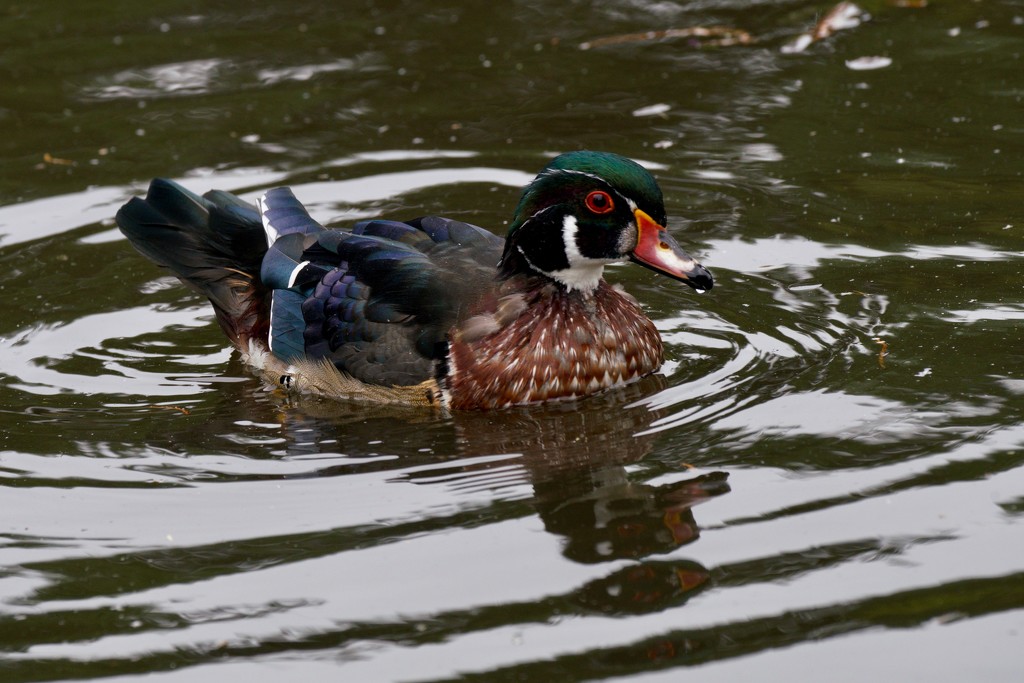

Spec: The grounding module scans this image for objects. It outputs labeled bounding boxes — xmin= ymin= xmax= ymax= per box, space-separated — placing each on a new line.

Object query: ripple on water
xmin=77 ymin=55 xmax=386 ymax=102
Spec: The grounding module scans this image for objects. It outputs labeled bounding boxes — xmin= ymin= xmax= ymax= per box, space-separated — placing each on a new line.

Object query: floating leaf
xmin=580 ymin=26 xmax=753 ymax=51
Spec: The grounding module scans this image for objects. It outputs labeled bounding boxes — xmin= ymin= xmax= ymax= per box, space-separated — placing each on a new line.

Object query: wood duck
xmin=116 ymin=151 xmax=713 ymax=410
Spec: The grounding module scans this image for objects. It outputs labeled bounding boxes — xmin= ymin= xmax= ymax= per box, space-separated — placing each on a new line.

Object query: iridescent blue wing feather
xmin=284 ymin=215 xmax=503 ymax=386
xmin=258 ymin=187 xmax=325 ymax=241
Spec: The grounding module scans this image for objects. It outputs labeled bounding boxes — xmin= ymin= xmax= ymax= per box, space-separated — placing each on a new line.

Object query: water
xmin=2 ymin=1 xmax=1023 ymax=680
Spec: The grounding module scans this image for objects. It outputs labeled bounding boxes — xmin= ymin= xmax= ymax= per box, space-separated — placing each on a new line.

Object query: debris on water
xmin=579 ymin=26 xmax=753 ymax=51
xmin=36 ymin=152 xmax=76 ymax=169
xmin=632 ymin=103 xmax=671 ymax=118
xmin=782 ymin=2 xmax=869 ymax=54
xmin=813 ymin=2 xmax=866 ymax=38
xmin=150 ymin=404 xmax=192 ymax=415
xmin=784 ymin=34 xmax=815 ymax=53
xmin=583 ymin=0 xmax=922 ymax=57
xmin=873 ymin=337 xmax=889 ymax=368
xmin=846 ymin=56 xmax=893 ymax=70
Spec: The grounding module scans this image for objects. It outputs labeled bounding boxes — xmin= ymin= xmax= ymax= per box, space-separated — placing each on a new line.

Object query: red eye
xmin=585 ymin=190 xmax=614 ymax=215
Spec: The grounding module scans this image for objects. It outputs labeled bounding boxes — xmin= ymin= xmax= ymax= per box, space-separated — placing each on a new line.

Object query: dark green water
xmin=2 ymin=1 xmax=1023 ymax=680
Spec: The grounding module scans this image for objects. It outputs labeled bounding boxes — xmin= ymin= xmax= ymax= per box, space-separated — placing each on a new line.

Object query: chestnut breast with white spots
xmin=445 ymin=281 xmax=663 ymax=409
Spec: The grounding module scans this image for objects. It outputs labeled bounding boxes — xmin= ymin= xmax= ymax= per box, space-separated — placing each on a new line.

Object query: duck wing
xmin=258 ymin=188 xmax=504 ymax=386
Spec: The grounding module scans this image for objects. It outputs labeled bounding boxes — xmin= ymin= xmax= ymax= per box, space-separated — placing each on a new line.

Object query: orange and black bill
xmin=630 ymin=209 xmax=713 ymax=292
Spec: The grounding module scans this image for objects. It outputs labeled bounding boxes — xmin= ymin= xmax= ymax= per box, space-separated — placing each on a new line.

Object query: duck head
xmin=499 ymin=151 xmax=714 ymax=294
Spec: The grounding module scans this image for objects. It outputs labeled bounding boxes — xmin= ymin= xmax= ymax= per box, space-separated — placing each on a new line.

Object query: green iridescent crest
xmin=507 ymin=151 xmax=666 ymax=235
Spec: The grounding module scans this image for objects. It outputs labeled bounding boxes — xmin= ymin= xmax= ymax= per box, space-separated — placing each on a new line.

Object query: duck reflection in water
xmin=262 ymin=374 xmax=730 ymax=615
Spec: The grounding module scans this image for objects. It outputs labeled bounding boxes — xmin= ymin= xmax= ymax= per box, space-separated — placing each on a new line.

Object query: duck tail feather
xmin=116 ymin=178 xmax=270 ymax=348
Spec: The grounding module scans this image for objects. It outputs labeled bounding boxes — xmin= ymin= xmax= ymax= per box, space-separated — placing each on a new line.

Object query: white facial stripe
xmin=560 ymin=214 xmax=584 ymax=266
xmin=527 ymin=204 xmax=557 ymax=223
xmin=550 ymin=168 xmax=640 ymax=207
xmin=256 ymin=193 xmax=279 ymax=247
xmin=520 ymin=214 xmax=614 ymax=294
xmin=548 ymin=168 xmax=605 ymax=183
